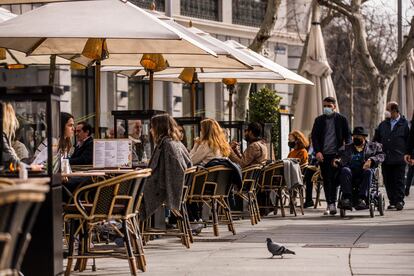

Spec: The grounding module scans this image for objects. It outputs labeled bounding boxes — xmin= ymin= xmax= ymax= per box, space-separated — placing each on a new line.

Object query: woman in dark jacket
xmin=142 ymin=114 xmax=192 ymax=220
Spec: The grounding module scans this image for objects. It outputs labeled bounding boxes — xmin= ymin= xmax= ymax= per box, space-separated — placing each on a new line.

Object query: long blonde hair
xmin=2 ymin=102 xmax=19 ymax=143
xmin=199 ymin=118 xmax=231 ymax=157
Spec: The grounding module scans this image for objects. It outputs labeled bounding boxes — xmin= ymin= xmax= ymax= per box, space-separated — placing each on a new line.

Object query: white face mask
xmin=384 ymin=111 xmax=391 ymax=119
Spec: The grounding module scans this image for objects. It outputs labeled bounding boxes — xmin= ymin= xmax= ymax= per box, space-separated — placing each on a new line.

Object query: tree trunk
xmin=234 ymin=0 xmax=281 ymax=121
xmin=369 ymin=79 xmax=391 ymax=137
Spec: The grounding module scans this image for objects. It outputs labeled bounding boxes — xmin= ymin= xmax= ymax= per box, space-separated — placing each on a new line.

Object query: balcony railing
xmin=232 ymin=0 xmax=267 ymax=27
xmin=130 ymin=0 xmax=165 ymax=11
xmin=181 ymin=0 xmax=219 ymax=21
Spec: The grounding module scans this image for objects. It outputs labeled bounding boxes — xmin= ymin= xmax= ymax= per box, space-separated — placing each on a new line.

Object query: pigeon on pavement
xmin=266 ymin=238 xmax=295 ymax=258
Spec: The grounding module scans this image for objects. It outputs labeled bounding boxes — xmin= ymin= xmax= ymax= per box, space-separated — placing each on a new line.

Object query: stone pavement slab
xmin=66 ymin=188 xmax=414 ymax=276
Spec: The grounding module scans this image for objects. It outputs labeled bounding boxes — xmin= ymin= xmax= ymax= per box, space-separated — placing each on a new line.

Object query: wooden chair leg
xmin=253 ymin=192 xmax=261 ymax=222
xmin=122 ymin=220 xmax=139 ymax=276
xmin=182 ymin=203 xmax=194 ymax=244
xmin=247 ymin=193 xmax=255 ymax=225
xmin=211 ymin=198 xmax=219 ymax=236
xmin=65 ymin=219 xmax=76 ymax=276
xmin=278 ymin=189 xmax=285 ymax=217
xmin=130 ymin=217 xmax=146 ymax=272
xmin=299 ymin=186 xmax=305 ymax=215
xmin=220 ymin=198 xmax=236 ymax=235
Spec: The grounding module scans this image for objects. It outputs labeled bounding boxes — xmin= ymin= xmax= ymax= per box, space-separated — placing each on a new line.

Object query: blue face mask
xmin=323 ymin=107 xmax=334 ymax=115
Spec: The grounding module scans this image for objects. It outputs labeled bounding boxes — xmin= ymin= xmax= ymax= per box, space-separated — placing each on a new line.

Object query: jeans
xmin=339 ymin=167 xmax=373 ymax=200
xmin=382 ymin=164 xmax=406 ymax=205
xmin=320 ymin=154 xmax=339 ymax=204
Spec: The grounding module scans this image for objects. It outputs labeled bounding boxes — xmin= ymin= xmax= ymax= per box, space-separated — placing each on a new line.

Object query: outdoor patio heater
xmin=0 ymin=86 xmax=63 ymax=276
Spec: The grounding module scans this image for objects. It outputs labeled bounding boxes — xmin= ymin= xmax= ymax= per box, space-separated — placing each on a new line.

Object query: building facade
xmin=0 ymin=0 xmax=310 ymax=131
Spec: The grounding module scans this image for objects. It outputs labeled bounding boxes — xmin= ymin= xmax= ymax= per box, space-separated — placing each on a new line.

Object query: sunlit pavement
xmin=67 ymin=187 xmax=414 ymax=276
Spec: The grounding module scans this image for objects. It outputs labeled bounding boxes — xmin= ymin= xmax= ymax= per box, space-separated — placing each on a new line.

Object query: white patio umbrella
xmin=292 ymin=7 xmax=337 ymax=136
xmin=391 ymin=49 xmax=414 ymax=119
xmin=104 ymin=37 xmax=313 ymax=120
xmin=0 ymin=0 xmax=232 ymax=136
xmin=0 ymin=8 xmax=68 ymax=69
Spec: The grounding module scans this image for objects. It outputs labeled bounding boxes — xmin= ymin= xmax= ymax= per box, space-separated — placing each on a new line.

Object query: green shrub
xmin=249 ymin=87 xmax=282 ymax=158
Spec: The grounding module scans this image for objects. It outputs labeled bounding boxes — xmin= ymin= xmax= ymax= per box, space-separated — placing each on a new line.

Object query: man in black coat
xmin=69 ymin=121 xmax=93 ymax=165
xmin=335 ymin=127 xmax=384 ymax=210
xmin=311 ymin=97 xmax=351 ymax=215
xmin=373 ymin=102 xmax=409 ymax=211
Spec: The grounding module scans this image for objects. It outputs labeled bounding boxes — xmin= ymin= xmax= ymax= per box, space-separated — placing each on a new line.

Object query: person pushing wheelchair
xmin=333 ymin=127 xmax=385 ymax=210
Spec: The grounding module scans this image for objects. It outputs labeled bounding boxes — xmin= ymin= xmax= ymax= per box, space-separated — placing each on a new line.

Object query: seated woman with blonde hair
xmin=287 ymin=130 xmax=309 ymax=165
xmin=190 ymin=118 xmax=231 ymax=165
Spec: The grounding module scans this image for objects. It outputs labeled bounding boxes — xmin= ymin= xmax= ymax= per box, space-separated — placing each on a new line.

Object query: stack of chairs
xmin=0 ymin=178 xmax=49 ymax=276
xmin=63 ymin=169 xmax=151 ymax=276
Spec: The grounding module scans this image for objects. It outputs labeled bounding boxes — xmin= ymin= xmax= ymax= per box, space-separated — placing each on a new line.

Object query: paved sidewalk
xmin=67 ymin=188 xmax=414 ymax=276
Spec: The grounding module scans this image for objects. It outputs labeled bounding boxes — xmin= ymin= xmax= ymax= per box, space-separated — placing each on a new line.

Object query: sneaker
xmin=323 ymin=207 xmax=330 ymax=215
xmin=328 ymin=203 xmax=337 ymax=215
xmin=304 ymin=200 xmax=314 ymax=208
xmin=354 ymin=199 xmax=368 ymax=210
xmin=396 ymin=202 xmax=404 ymax=211
xmin=341 ymin=198 xmax=352 ymax=210
xmin=387 ymin=204 xmax=396 ymax=210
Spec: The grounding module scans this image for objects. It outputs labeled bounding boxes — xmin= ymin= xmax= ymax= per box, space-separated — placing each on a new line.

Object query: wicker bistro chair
xmin=63 ymin=169 xmax=151 ymax=276
xmin=142 ymin=166 xmax=198 ymax=249
xmin=0 ymin=183 xmax=49 ymax=276
xmin=257 ymin=161 xmax=305 ymax=217
xmin=187 ymin=165 xmax=235 ymax=237
xmin=233 ymin=164 xmax=263 ymax=225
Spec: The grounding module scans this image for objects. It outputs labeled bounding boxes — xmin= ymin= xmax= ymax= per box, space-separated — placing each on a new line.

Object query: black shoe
xmin=387 ymin=205 xmax=396 ymax=210
xmin=340 ymin=198 xmax=352 ymax=210
xmin=405 ymin=189 xmax=410 ymax=197
xmin=396 ymin=202 xmax=404 ymax=211
xmin=304 ymin=200 xmax=314 ymax=208
xmin=354 ymin=199 xmax=368 ymax=210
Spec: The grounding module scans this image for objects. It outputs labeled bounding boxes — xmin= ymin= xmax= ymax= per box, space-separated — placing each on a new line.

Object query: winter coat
xmin=311 ymin=113 xmax=351 ymax=155
xmin=373 ymin=117 xmax=409 ymax=165
xmin=142 ymin=136 xmax=192 ymax=220
xmin=338 ymin=141 xmax=385 ymax=168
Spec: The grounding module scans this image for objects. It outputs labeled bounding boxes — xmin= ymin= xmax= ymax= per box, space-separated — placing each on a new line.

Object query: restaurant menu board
xmin=93 ymin=139 xmax=132 ymax=168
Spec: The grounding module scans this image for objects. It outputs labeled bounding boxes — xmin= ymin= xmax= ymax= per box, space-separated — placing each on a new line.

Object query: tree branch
xmin=317 ymin=0 xmax=353 ymax=18
xmin=387 ymin=16 xmax=414 ymax=77
xmin=249 ymin=0 xmax=282 ymax=52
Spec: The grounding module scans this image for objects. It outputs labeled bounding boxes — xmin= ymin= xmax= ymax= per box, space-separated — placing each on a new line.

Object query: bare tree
xmin=318 ymin=0 xmax=414 ymax=133
xmin=234 ymin=0 xmax=282 ymax=121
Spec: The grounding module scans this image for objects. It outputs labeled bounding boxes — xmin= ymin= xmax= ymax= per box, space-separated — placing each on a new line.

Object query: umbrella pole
xmin=95 ymin=61 xmax=101 ymax=138
xmin=191 ymin=83 xmax=196 ymax=117
xmin=149 ymin=70 xmax=154 ymax=110
xmin=228 ymin=85 xmax=234 ymax=122
xmin=48 ymin=54 xmax=56 ymax=86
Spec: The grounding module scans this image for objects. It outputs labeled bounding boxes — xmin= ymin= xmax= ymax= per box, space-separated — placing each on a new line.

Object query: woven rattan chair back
xmin=0 ymin=184 xmax=49 ymax=275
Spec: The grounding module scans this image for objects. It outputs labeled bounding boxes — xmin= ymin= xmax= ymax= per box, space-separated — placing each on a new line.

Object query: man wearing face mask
xmin=311 ymin=97 xmax=352 ymax=215
xmin=373 ymin=102 xmax=410 ymax=211
xmin=335 ymin=127 xmax=384 ymax=210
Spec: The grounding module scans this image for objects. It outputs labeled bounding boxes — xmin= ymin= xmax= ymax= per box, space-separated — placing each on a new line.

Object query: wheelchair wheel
xmin=378 ymin=193 xmax=385 ymax=216
xmin=340 ymin=208 xmax=346 ymax=218
xmin=369 ymin=203 xmax=375 ymax=218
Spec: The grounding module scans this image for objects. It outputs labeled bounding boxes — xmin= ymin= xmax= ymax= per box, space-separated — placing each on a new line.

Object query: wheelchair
xmin=338 ymin=168 xmax=385 ymax=218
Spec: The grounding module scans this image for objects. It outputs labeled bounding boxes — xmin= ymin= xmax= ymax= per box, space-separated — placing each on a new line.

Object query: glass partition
xmin=174 ymin=117 xmax=202 ymax=151
xmin=0 ymin=86 xmax=61 ymax=177
xmin=112 ymin=110 xmax=165 ymax=167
